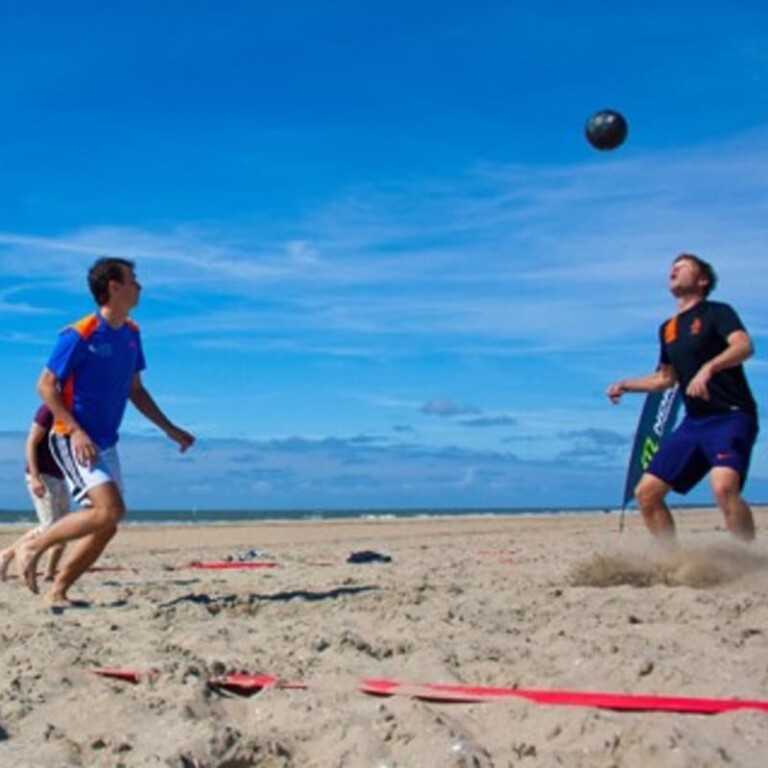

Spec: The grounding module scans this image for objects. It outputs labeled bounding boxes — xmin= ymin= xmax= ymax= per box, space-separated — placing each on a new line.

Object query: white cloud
xmin=421 ymin=398 xmax=480 ymax=417
xmin=0 ymin=428 xmax=763 ymax=512
xmin=4 ymin=129 xmax=766 ymax=355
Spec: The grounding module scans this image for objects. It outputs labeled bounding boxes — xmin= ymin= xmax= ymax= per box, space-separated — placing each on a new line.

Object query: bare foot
xmin=0 ymin=547 xmax=15 ymax=582
xmin=16 ymin=542 xmax=41 ymax=594
xmin=43 ymin=590 xmax=72 ymax=609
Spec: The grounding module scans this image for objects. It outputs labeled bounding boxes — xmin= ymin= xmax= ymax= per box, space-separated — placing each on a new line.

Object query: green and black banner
xmin=621 ymin=384 xmax=682 ymax=511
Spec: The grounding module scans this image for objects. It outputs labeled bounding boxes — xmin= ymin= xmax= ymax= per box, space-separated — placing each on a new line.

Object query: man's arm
xmin=129 ymin=373 xmax=195 ymax=452
xmin=606 ymin=364 xmax=677 ymax=404
xmin=686 ymin=329 xmax=754 ymax=401
xmin=25 ymin=422 xmax=48 ymax=498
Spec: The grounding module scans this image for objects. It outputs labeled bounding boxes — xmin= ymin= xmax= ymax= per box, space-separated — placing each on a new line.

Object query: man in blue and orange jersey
xmin=607 ymin=254 xmax=758 ymax=542
xmin=16 ymin=257 xmax=195 ymax=606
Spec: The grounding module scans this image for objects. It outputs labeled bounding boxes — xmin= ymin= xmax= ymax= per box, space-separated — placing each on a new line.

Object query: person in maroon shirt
xmin=1 ymin=405 xmax=71 ymax=581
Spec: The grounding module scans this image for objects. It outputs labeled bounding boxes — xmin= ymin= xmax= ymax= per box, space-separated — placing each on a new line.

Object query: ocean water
xmin=0 ymin=505 xmax=613 ymax=529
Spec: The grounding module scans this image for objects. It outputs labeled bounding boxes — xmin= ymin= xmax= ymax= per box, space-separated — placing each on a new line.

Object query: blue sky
xmin=1 ymin=1 xmax=766 ymax=510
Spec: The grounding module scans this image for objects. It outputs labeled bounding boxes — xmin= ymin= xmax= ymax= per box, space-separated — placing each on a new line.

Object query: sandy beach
xmin=1 ymin=507 xmax=767 ymax=767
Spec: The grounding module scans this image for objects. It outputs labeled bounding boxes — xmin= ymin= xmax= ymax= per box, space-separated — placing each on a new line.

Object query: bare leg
xmin=44 ymin=544 xmax=66 ymax=581
xmin=17 ymin=483 xmax=125 ymax=595
xmin=0 ymin=547 xmax=14 ymax=581
xmin=45 ymin=528 xmax=117 ymax=605
xmin=1 ymin=528 xmax=42 ymax=582
xmin=635 ymin=473 xmax=677 ymax=541
xmin=710 ymin=467 xmax=755 ymax=541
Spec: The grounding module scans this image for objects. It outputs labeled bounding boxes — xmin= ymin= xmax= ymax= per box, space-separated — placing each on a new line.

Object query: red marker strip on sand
xmin=91 ymin=669 xmax=303 ymax=694
xmin=183 ymin=561 xmax=279 ymax=570
xmin=208 ymin=674 xmax=307 ymax=695
xmin=88 ymin=670 xmax=768 ymax=715
xmin=360 ymin=679 xmax=768 ymax=715
xmin=89 ymin=668 xmax=144 ymax=684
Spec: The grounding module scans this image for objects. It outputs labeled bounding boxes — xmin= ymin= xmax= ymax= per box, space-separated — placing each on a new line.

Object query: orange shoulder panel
xmin=68 ymin=313 xmax=100 ymax=339
xmin=125 ymin=317 xmax=140 ymax=332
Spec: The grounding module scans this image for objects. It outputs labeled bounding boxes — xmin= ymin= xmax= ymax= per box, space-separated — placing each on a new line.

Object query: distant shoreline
xmin=2 ymin=503 xmax=764 ymax=531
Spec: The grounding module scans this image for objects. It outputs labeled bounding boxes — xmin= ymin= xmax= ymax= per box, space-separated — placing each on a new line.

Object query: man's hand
xmin=167 ymin=426 xmax=195 ymax=453
xmin=686 ymin=364 xmax=713 ymax=400
xmin=606 ymin=381 xmax=626 ymax=404
xmin=29 ymin=475 xmax=47 ymax=498
xmin=71 ymin=428 xmax=99 ymax=467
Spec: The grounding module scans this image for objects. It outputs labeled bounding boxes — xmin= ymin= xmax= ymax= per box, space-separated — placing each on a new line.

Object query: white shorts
xmin=48 ymin=434 xmax=124 ymax=504
xmin=26 ymin=473 xmax=70 ymax=530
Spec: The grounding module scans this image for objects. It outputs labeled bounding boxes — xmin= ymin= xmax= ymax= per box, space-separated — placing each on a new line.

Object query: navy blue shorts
xmin=647 ymin=411 xmax=758 ymax=494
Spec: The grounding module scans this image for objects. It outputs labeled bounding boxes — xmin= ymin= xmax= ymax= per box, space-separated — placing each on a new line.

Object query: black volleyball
xmin=585 ymin=109 xmax=628 ymax=151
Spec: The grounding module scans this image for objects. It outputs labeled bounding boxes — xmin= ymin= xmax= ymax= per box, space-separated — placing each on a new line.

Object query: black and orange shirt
xmin=659 ymin=300 xmax=757 ymax=417
xmin=46 ymin=313 xmax=146 ymax=449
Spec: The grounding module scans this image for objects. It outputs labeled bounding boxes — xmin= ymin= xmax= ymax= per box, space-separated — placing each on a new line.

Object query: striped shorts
xmin=48 ymin=433 xmax=124 ymax=504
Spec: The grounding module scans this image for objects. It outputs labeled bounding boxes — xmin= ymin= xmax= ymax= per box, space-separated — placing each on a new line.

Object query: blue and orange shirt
xmin=46 ymin=313 xmax=146 ymax=449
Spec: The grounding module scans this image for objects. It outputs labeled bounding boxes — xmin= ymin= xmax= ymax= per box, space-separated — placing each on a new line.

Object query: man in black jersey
xmin=607 ymin=254 xmax=758 ymax=541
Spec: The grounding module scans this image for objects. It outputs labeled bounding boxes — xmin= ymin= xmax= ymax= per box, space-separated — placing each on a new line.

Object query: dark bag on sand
xmin=347 ymin=550 xmax=392 ymax=564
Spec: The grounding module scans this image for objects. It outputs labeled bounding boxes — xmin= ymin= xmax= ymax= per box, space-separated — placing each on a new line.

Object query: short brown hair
xmin=88 ymin=257 xmax=135 ymax=305
xmin=674 ymin=253 xmax=717 ymax=297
